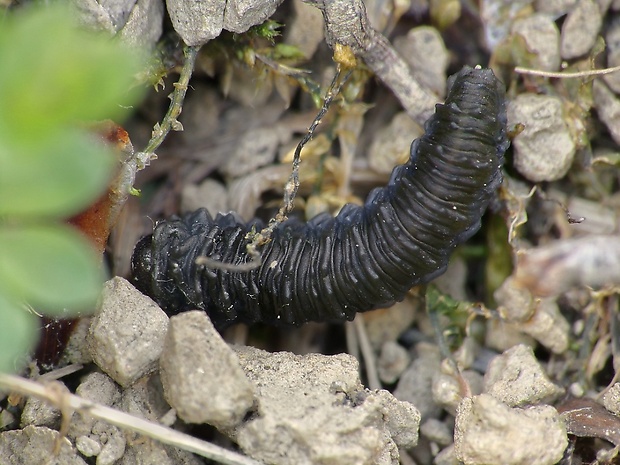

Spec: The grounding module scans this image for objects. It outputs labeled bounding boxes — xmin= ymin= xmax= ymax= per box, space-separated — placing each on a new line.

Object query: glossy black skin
xmin=131 ymin=67 xmax=509 ymax=330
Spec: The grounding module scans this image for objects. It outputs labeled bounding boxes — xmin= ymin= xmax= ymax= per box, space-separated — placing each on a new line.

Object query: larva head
xmin=130 ymin=234 xmax=155 ymax=297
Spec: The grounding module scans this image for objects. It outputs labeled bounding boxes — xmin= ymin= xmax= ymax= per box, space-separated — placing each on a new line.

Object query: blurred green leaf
xmin=0 ymin=225 xmax=105 ymax=315
xmin=0 ymin=130 xmax=114 ymax=217
xmin=0 ymin=5 xmax=145 ymax=144
xmin=0 ymin=295 xmax=38 ymax=373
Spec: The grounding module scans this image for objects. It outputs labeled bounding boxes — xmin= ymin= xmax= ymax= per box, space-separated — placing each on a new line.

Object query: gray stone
xmin=119 ymin=0 xmax=164 ymax=48
xmin=88 ymin=277 xmax=169 ymax=387
xmin=20 ymin=396 xmax=61 ymax=429
xmin=285 ymin=0 xmax=325 ymax=59
xmin=420 ymin=418 xmax=452 ymax=446
xmin=0 ymin=426 xmax=87 ymax=465
xmin=72 ymin=0 xmax=117 ymax=33
xmin=593 ymin=79 xmax=620 ymax=146
xmin=377 ymin=340 xmax=410 ymax=384
xmin=485 ymin=319 xmax=535 ymax=353
xmin=119 ymin=440 xmax=203 ymax=465
xmin=603 ymin=16 xmax=620 ymax=93
xmin=59 ymin=317 xmax=93 ymax=366
xmin=603 ymin=382 xmax=620 ymax=415
xmin=560 ymin=0 xmax=603 ymax=59
xmin=97 ymin=0 xmax=135 ymax=30
xmin=69 ymin=372 xmax=125 ymax=461
xmin=167 ymin=0 xmax=284 ymax=46
xmin=221 ymin=127 xmax=288 ymax=178
xmin=166 ymin=0 xmax=225 ymax=46
xmin=159 ymin=311 xmax=254 ymax=429
xmin=76 ymin=372 xmax=121 ymax=406
xmin=92 ymin=420 xmax=126 ymax=465
xmin=394 ymin=26 xmax=449 ymax=96
xmin=73 ymin=0 xmax=162 ymax=47
xmin=233 ymin=345 xmax=420 ymax=465
xmin=432 ymin=370 xmax=484 ymax=416
xmin=223 ymin=0 xmax=284 ymax=33
xmin=119 ymin=374 xmax=170 ymax=422
xmin=495 ymin=277 xmax=570 ymax=354
xmin=454 ymin=394 xmax=567 ymax=465
xmin=181 ymin=179 xmax=229 ymax=216
xmin=512 ymin=14 xmax=561 ymax=71
xmin=508 ymin=93 xmax=575 ymax=182
xmin=484 ymin=344 xmax=564 ymax=406
xmin=367 ymin=112 xmax=422 ymax=175
xmin=75 ymin=435 xmax=102 ymax=457
xmin=393 ymin=343 xmax=442 ymax=420
xmin=535 ymin=0 xmax=577 ymax=15
xmin=480 ymin=0 xmax=535 ymax=49
xmin=434 ymin=444 xmax=459 ymax=465
xmin=362 ymin=298 xmax=418 ymax=349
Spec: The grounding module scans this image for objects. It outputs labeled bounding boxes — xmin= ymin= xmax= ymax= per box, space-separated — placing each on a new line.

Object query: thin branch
xmin=198 ymin=64 xmax=353 ymax=273
xmin=0 ymin=373 xmax=260 ymax=465
xmin=247 ymin=66 xmax=352 ymax=249
xmin=515 ymin=65 xmax=620 ymax=79
xmin=140 ymin=45 xmax=200 ymax=156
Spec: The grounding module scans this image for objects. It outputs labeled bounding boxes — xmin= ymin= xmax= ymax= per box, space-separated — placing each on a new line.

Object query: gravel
xmin=454 ymin=394 xmax=567 ymax=465
xmin=507 ymin=93 xmax=576 ymax=182
xmin=233 ymin=345 xmax=420 ymax=465
xmin=88 ymin=277 xmax=169 ymax=388
xmin=484 ymin=344 xmax=564 ymax=407
xmin=159 ymin=311 xmax=255 ymax=429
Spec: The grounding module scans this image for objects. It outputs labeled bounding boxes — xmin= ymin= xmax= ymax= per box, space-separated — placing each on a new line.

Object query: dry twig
xmin=0 ymin=373 xmax=260 ymax=465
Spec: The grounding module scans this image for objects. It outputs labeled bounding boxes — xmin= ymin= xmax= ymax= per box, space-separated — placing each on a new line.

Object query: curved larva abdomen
xmin=131 ymin=66 xmax=509 ymax=329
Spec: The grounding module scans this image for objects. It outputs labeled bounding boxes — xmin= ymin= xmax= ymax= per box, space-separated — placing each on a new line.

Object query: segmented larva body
xmin=131 ymin=67 xmax=509 ymax=330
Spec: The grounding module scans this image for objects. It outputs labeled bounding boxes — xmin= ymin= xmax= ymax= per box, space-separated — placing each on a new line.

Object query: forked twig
xmin=198 ymin=62 xmax=353 ymax=272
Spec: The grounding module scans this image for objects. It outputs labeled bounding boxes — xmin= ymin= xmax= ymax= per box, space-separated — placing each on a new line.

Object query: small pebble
xmin=0 ymin=426 xmax=87 ymax=465
xmin=233 ymin=345 xmax=420 ymax=464
xmin=88 ymin=277 xmax=169 ymax=387
xmin=593 ymin=79 xmax=620 ymax=146
xmin=181 ymin=179 xmax=229 ymax=216
xmin=602 ymin=382 xmax=620 ymax=415
xmin=368 ymin=112 xmax=422 ymax=175
xmin=508 ymin=93 xmax=576 ymax=182
xmin=420 ymin=418 xmax=453 ymax=446
xmin=484 ymin=344 xmax=564 ymax=406
xmin=560 ymin=0 xmax=603 ymax=59
xmin=394 ymin=26 xmax=449 ymax=96
xmin=603 ymin=16 xmax=620 ymax=93
xmin=511 ymin=14 xmax=561 ymax=71
xmin=75 ymin=435 xmax=102 ymax=457
xmin=454 ymin=394 xmax=568 ymax=465
xmin=394 ymin=343 xmax=442 ymax=420
xmin=20 ymin=396 xmax=61 ymax=429
xmin=432 ymin=370 xmax=484 ymax=416
xmin=159 ymin=311 xmax=255 ymax=429
xmin=377 ymin=341 xmax=410 ymax=384
xmin=535 ymin=0 xmax=577 ymax=15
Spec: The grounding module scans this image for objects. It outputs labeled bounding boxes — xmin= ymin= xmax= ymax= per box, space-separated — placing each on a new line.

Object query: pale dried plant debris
xmin=513 ymin=236 xmax=620 ymax=297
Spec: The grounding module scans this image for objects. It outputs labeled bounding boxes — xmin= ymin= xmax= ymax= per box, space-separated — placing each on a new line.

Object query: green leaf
xmin=0 ymin=5 xmax=146 ymax=144
xmin=0 ymin=130 xmax=114 ymax=217
xmin=0 ymin=295 xmax=38 ymax=373
xmin=0 ymin=224 xmax=105 ymax=316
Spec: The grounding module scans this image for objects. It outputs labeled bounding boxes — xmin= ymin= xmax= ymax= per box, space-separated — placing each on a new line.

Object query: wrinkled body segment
xmin=131 ymin=67 xmax=509 ymax=329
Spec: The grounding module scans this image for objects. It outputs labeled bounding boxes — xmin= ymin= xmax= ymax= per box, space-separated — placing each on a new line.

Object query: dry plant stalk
xmin=0 ymin=373 xmax=260 ymax=465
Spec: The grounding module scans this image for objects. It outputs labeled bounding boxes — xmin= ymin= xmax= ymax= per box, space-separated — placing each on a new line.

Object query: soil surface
xmin=3 ymin=0 xmax=620 ymax=464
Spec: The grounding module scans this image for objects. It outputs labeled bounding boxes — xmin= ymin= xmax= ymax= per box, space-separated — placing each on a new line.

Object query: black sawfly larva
xmin=131 ymin=66 xmax=509 ymax=330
